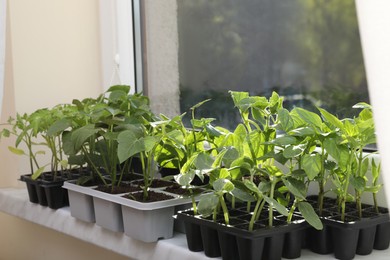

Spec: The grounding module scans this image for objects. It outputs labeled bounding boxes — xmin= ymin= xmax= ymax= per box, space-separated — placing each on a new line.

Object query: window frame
xmin=0 ymin=0 xmax=6 ymax=114
xmin=99 ymin=0 xmax=144 ymax=94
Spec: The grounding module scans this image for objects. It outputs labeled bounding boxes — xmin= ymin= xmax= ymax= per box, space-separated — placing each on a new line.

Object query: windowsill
xmin=0 ymin=188 xmax=389 ymax=260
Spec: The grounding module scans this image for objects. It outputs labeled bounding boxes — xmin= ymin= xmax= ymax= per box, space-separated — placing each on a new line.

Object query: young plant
xmin=65 ymin=85 xmax=155 ymax=190
xmin=319 ymin=103 xmax=377 ymax=220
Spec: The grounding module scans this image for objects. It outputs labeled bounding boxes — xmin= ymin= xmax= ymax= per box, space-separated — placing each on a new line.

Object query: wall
xmin=0 ymin=0 xmax=103 ymax=186
xmin=0 ymin=1 xmax=130 ymax=259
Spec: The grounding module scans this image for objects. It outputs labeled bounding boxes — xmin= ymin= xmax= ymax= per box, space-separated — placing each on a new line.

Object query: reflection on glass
xmin=178 ymin=0 xmax=368 ymax=130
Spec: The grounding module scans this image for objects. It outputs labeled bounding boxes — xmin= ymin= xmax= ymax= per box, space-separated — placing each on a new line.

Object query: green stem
xmin=269 ymin=180 xmax=276 ymax=227
xmin=189 ymin=189 xmax=197 ymax=215
xmin=219 ymin=196 xmax=229 ymax=225
xmin=287 ymin=199 xmax=298 ymax=223
xmin=249 ymin=198 xmax=262 ymax=231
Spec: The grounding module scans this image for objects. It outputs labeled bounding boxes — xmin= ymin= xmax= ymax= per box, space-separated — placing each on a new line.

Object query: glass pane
xmin=177 ymin=0 xmax=369 ymax=130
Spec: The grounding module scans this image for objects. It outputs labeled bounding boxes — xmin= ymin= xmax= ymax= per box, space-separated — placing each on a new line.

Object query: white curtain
xmin=0 ymin=0 xmax=6 ymax=116
xmin=356 ymin=0 xmax=390 ymax=208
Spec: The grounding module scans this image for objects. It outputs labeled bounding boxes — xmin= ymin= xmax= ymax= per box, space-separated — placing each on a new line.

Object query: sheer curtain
xmin=0 ymin=0 xmax=6 ymax=116
xmin=356 ymin=0 xmax=390 ymax=208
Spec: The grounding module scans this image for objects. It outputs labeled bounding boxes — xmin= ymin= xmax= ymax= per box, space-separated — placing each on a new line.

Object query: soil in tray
xmin=123 ymin=190 xmax=175 ymax=202
xmin=133 ymin=179 xmax=174 ymax=188
xmin=95 ymin=184 xmax=141 ymax=194
xmin=163 ymin=183 xmax=203 ymax=196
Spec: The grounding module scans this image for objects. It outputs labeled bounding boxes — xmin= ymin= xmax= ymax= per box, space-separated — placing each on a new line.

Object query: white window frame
xmin=0 ymin=0 xmax=6 ymax=115
xmin=99 ymin=0 xmax=143 ymax=94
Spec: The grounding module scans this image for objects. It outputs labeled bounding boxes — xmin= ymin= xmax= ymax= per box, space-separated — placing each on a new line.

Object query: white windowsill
xmin=0 ymin=188 xmax=389 ymax=260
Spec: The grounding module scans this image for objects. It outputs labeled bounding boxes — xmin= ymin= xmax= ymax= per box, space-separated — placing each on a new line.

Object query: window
xmin=99 ymin=0 xmax=143 ymax=93
xmin=177 ymin=0 xmax=369 ymax=129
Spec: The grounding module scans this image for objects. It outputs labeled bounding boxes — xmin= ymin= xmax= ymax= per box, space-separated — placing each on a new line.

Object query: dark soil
xmin=123 ymin=190 xmax=175 ymax=202
xmin=163 ymin=183 xmax=203 ymax=196
xmin=133 ymin=179 xmax=174 ymax=188
xmin=95 ymin=184 xmax=141 ymax=194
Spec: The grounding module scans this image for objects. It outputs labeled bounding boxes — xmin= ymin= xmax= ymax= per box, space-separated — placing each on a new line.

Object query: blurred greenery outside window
xmin=177 ymin=0 xmax=370 ymax=136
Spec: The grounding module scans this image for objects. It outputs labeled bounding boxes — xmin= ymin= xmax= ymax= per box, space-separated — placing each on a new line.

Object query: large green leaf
xmin=271 ymin=135 xmax=297 ymax=146
xmin=282 ymin=177 xmax=306 ymax=200
xmin=243 ymin=180 xmax=261 ymax=196
xmin=198 ymin=193 xmax=219 ymax=217
xmin=117 ymin=130 xmax=145 ymax=163
xmin=278 ymin=108 xmax=294 ymax=132
xmin=71 ymin=124 xmax=99 ymax=151
xmin=231 ymin=188 xmax=256 ymax=202
xmin=47 ymin=119 xmax=71 ymax=137
xmin=318 ymin=107 xmax=344 ymax=130
xmin=298 ymin=201 xmax=323 ymax=230
xmin=263 ymin=196 xmax=289 ymax=216
xmin=213 ymin=178 xmax=234 ymax=193
xmin=174 ymin=170 xmax=195 ymax=186
xmin=283 ymin=144 xmax=305 ymax=158
xmin=350 ymin=175 xmax=366 ymax=192
xmin=293 ymin=107 xmax=322 ymax=128
xmin=302 ymin=154 xmax=322 ymax=180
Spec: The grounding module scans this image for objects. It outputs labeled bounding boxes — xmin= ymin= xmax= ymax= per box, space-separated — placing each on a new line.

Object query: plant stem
xmin=269 ymin=179 xmax=276 ymax=227
xmin=287 ymin=199 xmax=298 ymax=223
xmin=189 ymin=189 xmax=197 ymax=215
xmin=219 ymin=196 xmax=229 ymax=225
xmin=249 ymin=198 xmax=262 ymax=231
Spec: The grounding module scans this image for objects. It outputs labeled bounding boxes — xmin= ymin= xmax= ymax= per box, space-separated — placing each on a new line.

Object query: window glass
xmin=177 ymin=0 xmax=369 ymax=130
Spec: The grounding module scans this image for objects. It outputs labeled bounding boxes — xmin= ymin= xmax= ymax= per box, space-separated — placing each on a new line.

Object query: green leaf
xmin=8 ymin=146 xmax=25 ymax=156
xmin=213 ymin=178 xmax=234 ymax=193
xmin=106 ymin=85 xmax=130 ymax=94
xmin=194 ymin=153 xmax=214 ymax=170
xmin=271 ymin=135 xmax=297 ymax=146
xmin=212 ymin=149 xmax=228 ymax=168
xmin=263 ymin=196 xmax=289 ymax=216
xmin=243 ymin=179 xmax=261 ymax=196
xmin=71 ymin=124 xmax=99 ymax=152
xmin=289 ymin=126 xmax=316 ymax=137
xmin=47 ymin=119 xmax=71 ymax=136
xmin=298 ymin=201 xmax=323 ymax=230
xmin=31 ymin=166 xmax=46 ymax=180
xmin=117 ymin=130 xmax=145 ymax=163
xmin=190 ymin=99 xmax=211 ymax=110
xmin=283 ymin=144 xmax=305 ymax=158
xmin=318 ymin=107 xmax=344 ymax=130
xmin=350 ymin=175 xmax=366 ymax=192
xmin=230 ymin=188 xmax=256 ymax=202
xmin=282 ymin=177 xmax=306 ymax=200
xmin=278 ymin=108 xmax=294 ymax=132
xmin=198 ymin=193 xmax=219 ymax=217
xmin=302 ymin=154 xmax=322 ymax=180
xmin=352 ymin=102 xmax=371 ymax=109
xmin=174 ymin=171 xmax=195 ymax=186
xmin=293 ymin=107 xmax=322 ymax=128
